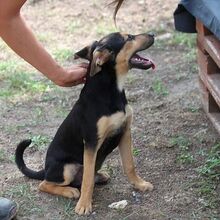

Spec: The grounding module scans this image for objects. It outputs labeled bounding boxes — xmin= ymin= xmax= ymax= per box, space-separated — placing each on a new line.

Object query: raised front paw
xmin=134 ymin=180 xmax=154 ymax=192
xmin=75 ymin=199 xmax=92 ymax=216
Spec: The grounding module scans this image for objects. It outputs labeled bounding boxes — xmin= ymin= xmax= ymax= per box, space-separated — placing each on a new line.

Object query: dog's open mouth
xmin=129 ymin=53 xmax=155 ymax=70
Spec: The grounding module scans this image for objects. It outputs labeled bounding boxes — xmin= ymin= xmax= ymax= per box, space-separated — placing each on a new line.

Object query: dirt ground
xmin=0 ymin=0 xmax=220 ymax=219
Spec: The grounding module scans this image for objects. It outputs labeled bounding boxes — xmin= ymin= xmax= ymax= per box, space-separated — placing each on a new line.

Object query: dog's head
xmin=74 ymin=32 xmax=155 ymax=77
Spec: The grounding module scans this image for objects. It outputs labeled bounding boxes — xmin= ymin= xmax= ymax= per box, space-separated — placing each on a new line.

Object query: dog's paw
xmin=95 ymin=171 xmax=110 ymax=185
xmin=75 ymin=199 xmax=92 ymax=215
xmin=63 ymin=187 xmax=80 ymax=199
xmin=134 ymin=180 xmax=153 ymax=192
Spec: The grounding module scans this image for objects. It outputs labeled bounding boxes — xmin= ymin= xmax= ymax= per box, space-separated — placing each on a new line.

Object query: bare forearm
xmin=0 ymin=13 xmax=65 ymax=85
xmin=0 ymin=0 xmax=87 ymax=87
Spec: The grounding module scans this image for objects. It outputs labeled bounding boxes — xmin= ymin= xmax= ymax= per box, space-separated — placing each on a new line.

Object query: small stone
xmin=157 ymin=33 xmax=172 ymax=40
xmin=108 ymin=200 xmax=128 ymax=210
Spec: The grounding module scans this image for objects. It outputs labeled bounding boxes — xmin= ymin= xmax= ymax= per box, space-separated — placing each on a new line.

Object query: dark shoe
xmin=0 ymin=197 xmax=18 ymax=220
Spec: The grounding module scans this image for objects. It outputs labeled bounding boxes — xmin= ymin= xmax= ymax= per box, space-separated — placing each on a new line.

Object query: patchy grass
xmin=151 ymin=79 xmax=169 ymax=96
xmin=53 ymin=48 xmax=73 ymax=62
xmin=198 ymin=143 xmax=220 ymax=179
xmin=95 ymin=21 xmax=117 ymax=36
xmin=0 ymin=60 xmax=19 ymax=73
xmin=170 ymin=135 xmax=194 ymax=164
xmin=2 ymin=183 xmax=45 ymax=217
xmin=168 ymin=32 xmax=196 ymax=48
xmin=0 ymin=148 xmax=6 ymax=162
xmin=31 ymin=135 xmax=51 ymax=152
xmin=187 ymin=106 xmax=200 ymax=113
xmin=155 ymin=32 xmax=196 ymax=50
xmin=133 ymin=148 xmax=141 ymax=156
xmin=67 ymin=20 xmax=81 ymax=33
xmin=192 ymin=143 xmax=220 ymax=211
xmin=0 ymin=67 xmax=54 ymax=98
xmin=55 ymin=197 xmax=75 ymax=219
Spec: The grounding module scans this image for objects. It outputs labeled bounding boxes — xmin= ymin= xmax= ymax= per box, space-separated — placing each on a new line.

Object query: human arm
xmin=0 ymin=0 xmax=87 ymax=87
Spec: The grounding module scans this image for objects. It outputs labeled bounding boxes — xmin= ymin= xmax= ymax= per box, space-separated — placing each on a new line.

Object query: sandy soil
xmin=0 ymin=0 xmax=219 ymax=219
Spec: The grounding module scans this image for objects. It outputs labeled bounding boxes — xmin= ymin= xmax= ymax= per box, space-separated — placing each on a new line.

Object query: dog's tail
xmin=15 ymin=139 xmax=45 ymax=180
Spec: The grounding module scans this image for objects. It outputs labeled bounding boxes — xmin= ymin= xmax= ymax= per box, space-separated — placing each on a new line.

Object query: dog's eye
xmin=127 ymin=35 xmax=134 ymax=41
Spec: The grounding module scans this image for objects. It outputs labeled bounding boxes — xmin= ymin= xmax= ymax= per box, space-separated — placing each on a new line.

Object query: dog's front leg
xmin=118 ymin=117 xmax=153 ymax=192
xmin=75 ymin=147 xmax=97 ymax=215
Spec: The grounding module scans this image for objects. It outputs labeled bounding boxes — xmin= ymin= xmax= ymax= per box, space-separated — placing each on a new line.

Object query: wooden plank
xmin=197 ymin=47 xmax=220 ymax=75
xmin=196 ymin=19 xmax=220 ymax=134
xmin=199 ymin=80 xmax=220 ymax=135
xmin=197 ymin=37 xmax=207 ymax=53
xmin=199 ymin=72 xmax=220 ymax=109
xmin=202 ymin=35 xmax=220 ymax=68
xmin=196 ymin=20 xmax=212 ymax=36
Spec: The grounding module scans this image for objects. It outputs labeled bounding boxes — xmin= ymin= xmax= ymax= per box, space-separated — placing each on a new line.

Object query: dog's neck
xmin=79 ymin=64 xmax=127 ymax=114
xmin=83 ymin=64 xmax=126 ymax=96
xmin=86 ymin=63 xmax=127 ymax=92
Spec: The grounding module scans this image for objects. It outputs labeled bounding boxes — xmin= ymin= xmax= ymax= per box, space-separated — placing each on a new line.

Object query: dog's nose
xmin=148 ymin=32 xmax=155 ymax=38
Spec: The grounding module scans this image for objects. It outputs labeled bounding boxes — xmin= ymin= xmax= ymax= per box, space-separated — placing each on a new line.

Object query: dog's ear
xmin=90 ymin=48 xmax=113 ymax=76
xmin=74 ymin=41 xmax=98 ymax=60
xmin=74 ymin=46 xmax=90 ymax=60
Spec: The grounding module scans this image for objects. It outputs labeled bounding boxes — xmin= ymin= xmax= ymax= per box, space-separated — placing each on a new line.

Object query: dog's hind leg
xmin=95 ymin=171 xmax=110 ymax=185
xmin=39 ymin=163 xmax=80 ymax=199
xmin=118 ymin=105 xmax=153 ymax=192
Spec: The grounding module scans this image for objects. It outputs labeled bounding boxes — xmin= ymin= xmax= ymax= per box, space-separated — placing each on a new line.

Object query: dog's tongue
xmin=142 ymin=57 xmax=155 ymax=70
xmin=130 ymin=53 xmax=156 ymax=70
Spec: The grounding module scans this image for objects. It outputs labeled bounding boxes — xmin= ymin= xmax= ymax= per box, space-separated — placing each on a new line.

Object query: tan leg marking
xmin=39 ymin=164 xmax=80 ymax=199
xmin=118 ymin=105 xmax=153 ymax=192
xmin=75 ymin=148 xmax=98 ymax=216
xmin=39 ymin=181 xmax=80 ymax=199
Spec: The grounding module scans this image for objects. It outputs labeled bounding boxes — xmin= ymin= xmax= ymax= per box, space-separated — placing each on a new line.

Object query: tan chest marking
xmin=96 ymin=105 xmax=133 ymax=147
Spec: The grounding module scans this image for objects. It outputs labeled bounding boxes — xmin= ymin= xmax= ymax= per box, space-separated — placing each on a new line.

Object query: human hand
xmin=56 ymin=63 xmax=88 ymax=87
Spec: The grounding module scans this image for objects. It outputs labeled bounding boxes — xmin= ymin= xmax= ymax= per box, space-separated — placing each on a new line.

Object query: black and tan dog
xmin=15 ymin=32 xmax=155 ymax=215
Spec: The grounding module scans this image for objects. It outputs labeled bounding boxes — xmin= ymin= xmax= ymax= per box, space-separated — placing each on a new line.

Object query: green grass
xmin=0 ymin=60 xmax=19 ymax=74
xmin=67 ymin=20 xmax=81 ymax=33
xmin=198 ymin=143 xmax=220 ymax=181
xmin=53 ymin=48 xmax=73 ymax=62
xmin=193 ymin=144 xmax=220 ymax=209
xmin=31 ymin=135 xmax=51 ymax=152
xmin=56 ymin=197 xmax=75 ymax=218
xmin=0 ymin=148 xmax=6 ymax=162
xmin=187 ymin=106 xmax=200 ymax=113
xmin=155 ymin=32 xmax=196 ymax=49
xmin=95 ymin=21 xmax=117 ymax=36
xmin=171 ymin=32 xmax=196 ymax=48
xmin=170 ymin=135 xmax=194 ymax=164
xmin=0 ymin=63 xmax=54 ymax=98
xmin=2 ymin=183 xmax=45 ymax=216
xmin=36 ymin=33 xmax=51 ymax=43
xmin=133 ymin=148 xmax=141 ymax=156
xmin=152 ymin=79 xmax=169 ymax=96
